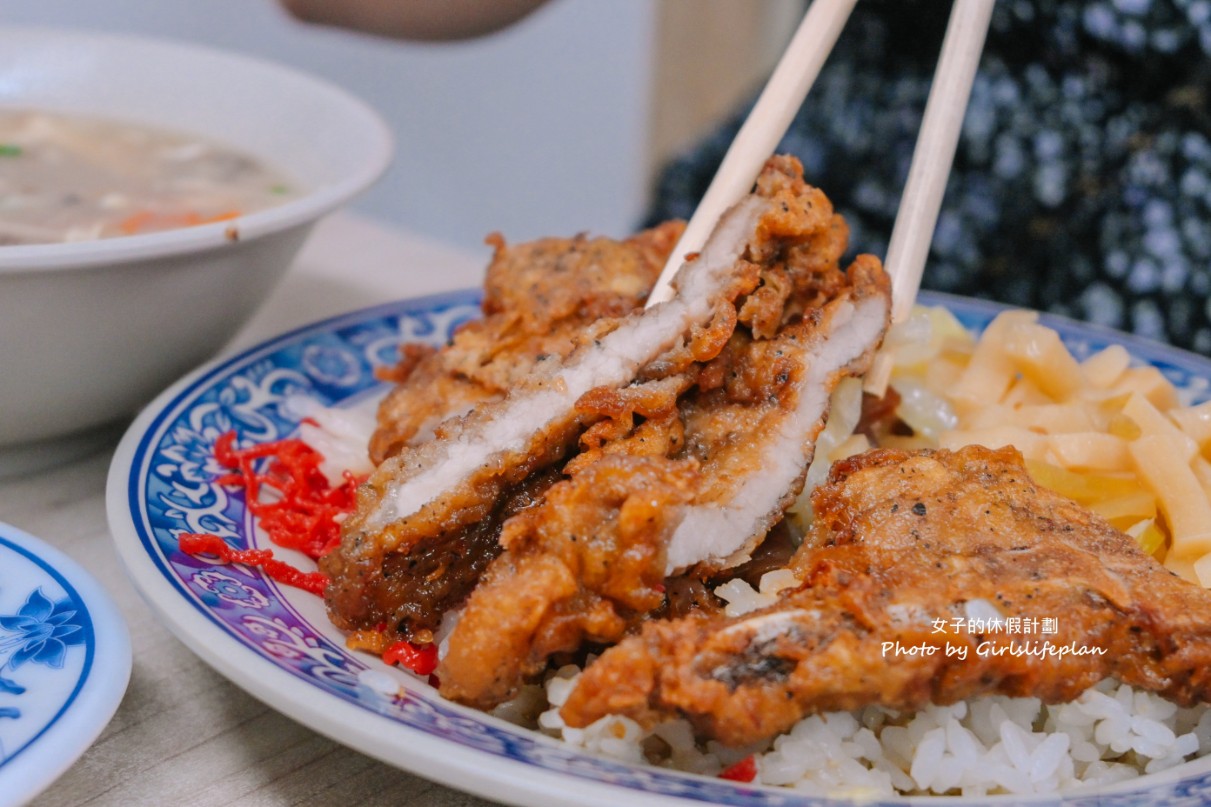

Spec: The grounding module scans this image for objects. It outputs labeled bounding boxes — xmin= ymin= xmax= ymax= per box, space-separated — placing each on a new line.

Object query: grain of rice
xmin=529 ymin=669 xmax=1209 ymax=796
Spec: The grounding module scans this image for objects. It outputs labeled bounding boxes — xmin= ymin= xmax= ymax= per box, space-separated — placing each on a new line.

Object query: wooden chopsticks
xmin=645 ymin=0 xmax=995 ymax=324
xmin=884 ymin=0 xmax=995 ymax=323
xmin=644 ymin=0 xmax=858 ymax=307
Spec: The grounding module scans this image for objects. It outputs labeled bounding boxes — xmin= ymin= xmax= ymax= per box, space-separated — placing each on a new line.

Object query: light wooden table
xmin=6 ymin=215 xmax=504 ymax=807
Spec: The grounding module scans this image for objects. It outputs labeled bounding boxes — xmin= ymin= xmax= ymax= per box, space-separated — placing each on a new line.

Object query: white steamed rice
xmin=531 ymin=664 xmax=1211 ymax=797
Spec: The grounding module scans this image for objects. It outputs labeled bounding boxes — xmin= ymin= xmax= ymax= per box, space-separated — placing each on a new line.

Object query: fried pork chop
xmin=438 ymin=240 xmax=890 ymax=709
xmin=561 ymin=445 xmax=1211 ymax=746
xmin=438 ymin=453 xmax=700 ymax=707
xmin=325 ymin=157 xmax=886 ymax=643
xmin=324 ymin=223 xmax=681 ymax=637
xmin=369 ymin=223 xmax=683 ymax=464
xmin=663 ymin=254 xmax=888 ymax=575
xmin=323 ymin=192 xmax=765 ymax=641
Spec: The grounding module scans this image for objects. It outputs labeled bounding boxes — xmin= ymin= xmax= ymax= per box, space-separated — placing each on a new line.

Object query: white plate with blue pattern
xmin=107 ymin=289 xmax=1211 ymax=806
xmin=0 ymin=522 xmax=131 ymax=807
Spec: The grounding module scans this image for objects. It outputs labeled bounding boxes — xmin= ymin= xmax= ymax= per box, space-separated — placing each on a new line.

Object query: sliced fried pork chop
xmin=323 ymin=198 xmax=767 ymax=639
xmin=561 ymin=445 xmax=1211 ymax=746
xmin=664 ymin=254 xmax=888 ymax=574
xmin=323 ymin=224 xmax=682 ymax=637
xmin=351 ymin=191 xmax=774 ymax=540
xmin=438 ymin=257 xmax=891 ymax=708
xmin=438 ymin=453 xmax=700 ymax=707
xmin=325 ymin=157 xmax=892 ymax=653
xmin=368 ymin=222 xmax=683 ymax=464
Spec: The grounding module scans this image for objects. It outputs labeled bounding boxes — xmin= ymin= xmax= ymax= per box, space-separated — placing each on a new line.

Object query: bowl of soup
xmin=0 ymin=27 xmax=392 ymax=473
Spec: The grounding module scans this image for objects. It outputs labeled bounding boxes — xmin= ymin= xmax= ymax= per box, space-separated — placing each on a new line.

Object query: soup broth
xmin=0 ymin=109 xmax=298 ymax=245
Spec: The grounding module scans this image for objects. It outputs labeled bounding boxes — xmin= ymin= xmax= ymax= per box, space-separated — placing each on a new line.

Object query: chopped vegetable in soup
xmin=0 ymin=109 xmax=298 ymax=244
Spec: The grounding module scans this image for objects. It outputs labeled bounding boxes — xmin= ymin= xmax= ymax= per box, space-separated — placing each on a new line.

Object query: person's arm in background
xmin=279 ymin=0 xmax=551 ymax=40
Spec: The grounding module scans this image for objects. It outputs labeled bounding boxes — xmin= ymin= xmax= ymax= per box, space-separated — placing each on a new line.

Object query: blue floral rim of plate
xmin=113 ymin=288 xmax=1211 ymax=807
xmin=0 ymin=522 xmax=131 ymax=806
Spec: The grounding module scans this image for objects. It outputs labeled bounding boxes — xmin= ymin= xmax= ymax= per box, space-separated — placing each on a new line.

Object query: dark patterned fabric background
xmin=645 ymin=0 xmax=1211 ymax=353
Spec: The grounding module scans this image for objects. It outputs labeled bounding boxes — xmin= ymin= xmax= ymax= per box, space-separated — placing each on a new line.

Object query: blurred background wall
xmin=4 ymin=0 xmax=800 ymax=256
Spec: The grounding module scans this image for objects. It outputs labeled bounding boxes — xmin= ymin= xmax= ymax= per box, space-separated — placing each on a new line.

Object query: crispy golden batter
xmin=369 ymin=223 xmax=683 ymax=464
xmin=438 ymin=454 xmax=699 ymax=707
xmin=660 ymin=254 xmax=890 ymax=575
xmin=561 ymin=445 xmax=1211 ymax=746
xmin=320 ymin=464 xmax=563 ymax=640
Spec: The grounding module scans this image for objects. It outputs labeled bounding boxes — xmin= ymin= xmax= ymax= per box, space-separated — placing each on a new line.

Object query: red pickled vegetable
xmin=719 ymin=755 xmax=758 ymax=783
xmin=178 ymin=430 xmax=362 ymax=597
xmin=382 ymin=640 xmax=440 ymax=676
xmin=179 ymin=533 xmax=329 ymax=597
xmin=211 ymin=430 xmax=360 ymax=560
